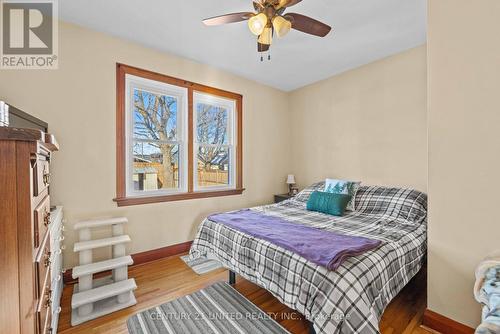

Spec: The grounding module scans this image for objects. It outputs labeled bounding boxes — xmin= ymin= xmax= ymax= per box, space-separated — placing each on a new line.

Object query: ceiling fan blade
xmin=277 ymin=0 xmax=302 ymax=8
xmin=203 ymin=12 xmax=254 ymax=26
xmin=285 ymin=13 xmax=332 ymax=37
xmin=258 ymin=42 xmax=270 ymax=52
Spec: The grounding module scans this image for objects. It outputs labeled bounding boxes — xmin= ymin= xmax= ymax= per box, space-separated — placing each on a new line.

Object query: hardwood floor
xmin=58 ymin=254 xmax=433 ymax=334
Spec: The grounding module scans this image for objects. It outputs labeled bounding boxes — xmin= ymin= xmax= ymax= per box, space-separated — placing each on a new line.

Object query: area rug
xmin=180 ymin=254 xmax=223 ymax=275
xmin=127 ymin=281 xmax=290 ymax=334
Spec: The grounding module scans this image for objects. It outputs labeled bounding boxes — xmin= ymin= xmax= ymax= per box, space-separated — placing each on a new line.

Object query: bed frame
xmin=228 ymin=270 xmax=316 ymax=334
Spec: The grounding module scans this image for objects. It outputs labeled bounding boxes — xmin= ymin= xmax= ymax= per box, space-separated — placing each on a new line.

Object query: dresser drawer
xmin=36 ymin=266 xmax=51 ymax=334
xmin=49 ymin=207 xmax=64 ymax=280
xmin=33 ymin=157 xmax=50 ymax=198
xmin=34 ymin=195 xmax=51 ymax=250
xmin=44 ymin=309 xmax=53 ymax=334
xmin=35 ymin=237 xmax=51 ymax=299
xmin=37 ymin=304 xmax=52 ymax=334
xmin=50 ymin=246 xmax=63 ymax=281
xmin=50 ymin=275 xmax=63 ymax=334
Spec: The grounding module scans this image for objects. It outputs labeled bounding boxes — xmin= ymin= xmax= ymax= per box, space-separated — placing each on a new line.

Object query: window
xmin=115 ymin=64 xmax=243 ymax=206
xmin=126 ymin=77 xmax=188 ymax=197
xmin=194 ymin=92 xmax=236 ymax=191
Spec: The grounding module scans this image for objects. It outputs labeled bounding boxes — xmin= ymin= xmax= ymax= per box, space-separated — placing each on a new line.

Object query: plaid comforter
xmin=190 ymin=183 xmax=427 ymax=334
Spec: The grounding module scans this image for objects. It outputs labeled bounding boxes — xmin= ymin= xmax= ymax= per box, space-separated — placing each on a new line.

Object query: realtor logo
xmin=1 ymin=0 xmax=58 ymax=69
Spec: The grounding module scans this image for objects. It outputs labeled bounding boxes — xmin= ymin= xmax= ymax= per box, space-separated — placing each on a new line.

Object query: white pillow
xmin=324 ymin=178 xmax=361 ymax=211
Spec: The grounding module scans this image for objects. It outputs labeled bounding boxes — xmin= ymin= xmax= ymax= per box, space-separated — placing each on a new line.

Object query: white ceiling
xmin=59 ymin=0 xmax=427 ymax=92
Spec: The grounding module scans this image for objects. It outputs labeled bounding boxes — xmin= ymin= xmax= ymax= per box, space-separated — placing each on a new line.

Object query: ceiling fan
xmin=202 ymin=0 xmax=332 ymax=58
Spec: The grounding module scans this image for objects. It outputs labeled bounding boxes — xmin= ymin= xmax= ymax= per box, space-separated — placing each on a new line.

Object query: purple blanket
xmin=208 ymin=209 xmax=382 ymax=270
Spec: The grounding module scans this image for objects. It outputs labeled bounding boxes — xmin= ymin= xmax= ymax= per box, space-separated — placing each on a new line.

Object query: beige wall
xmin=0 ymin=22 xmax=292 ymax=268
xmin=428 ymin=0 xmax=500 ymax=327
xmin=289 ymin=46 xmax=427 ymax=192
xmin=0 ymin=21 xmax=430 ymax=288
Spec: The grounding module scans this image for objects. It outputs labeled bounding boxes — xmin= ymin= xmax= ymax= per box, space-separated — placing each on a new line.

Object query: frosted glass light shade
xmin=248 ymin=13 xmax=268 ymax=36
xmin=258 ymin=27 xmax=273 ymax=45
xmin=277 ymin=0 xmax=288 ymax=8
xmin=272 ymin=15 xmax=291 ymax=37
xmin=286 ymin=174 xmax=296 ymax=184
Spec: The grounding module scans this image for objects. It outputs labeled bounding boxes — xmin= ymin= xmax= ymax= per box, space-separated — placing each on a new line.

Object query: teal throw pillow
xmin=306 ymin=191 xmax=352 ymax=216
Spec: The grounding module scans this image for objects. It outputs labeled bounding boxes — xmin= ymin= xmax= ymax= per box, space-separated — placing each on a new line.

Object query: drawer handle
xmin=43 ymin=210 xmax=51 ymax=227
xmin=56 ymin=306 xmax=62 ymax=314
xmin=56 ymin=274 xmax=62 ymax=281
xmin=43 ymin=172 xmax=51 ymax=186
xmin=44 ymin=252 xmax=52 ymax=268
xmin=45 ymin=295 xmax=52 ymax=308
xmin=59 ymin=235 xmax=65 ymax=241
xmin=60 ymin=244 xmax=66 ymax=250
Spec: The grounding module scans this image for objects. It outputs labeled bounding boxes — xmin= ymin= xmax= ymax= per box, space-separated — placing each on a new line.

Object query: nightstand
xmin=274 ymin=193 xmax=294 ymax=203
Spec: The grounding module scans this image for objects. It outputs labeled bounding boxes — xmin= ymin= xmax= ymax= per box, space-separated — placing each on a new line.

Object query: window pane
xmin=133 ymin=89 xmax=178 ymax=141
xmin=197 ymin=145 xmax=229 ymax=187
xmin=196 ymin=103 xmax=228 ymax=145
xmin=133 ymin=141 xmax=179 ymax=191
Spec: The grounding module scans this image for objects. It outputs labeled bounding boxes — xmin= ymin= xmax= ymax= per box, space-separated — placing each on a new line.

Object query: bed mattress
xmin=190 ymin=183 xmax=427 ymax=334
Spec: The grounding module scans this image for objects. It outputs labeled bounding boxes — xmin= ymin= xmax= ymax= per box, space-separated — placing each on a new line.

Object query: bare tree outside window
xmin=196 ymin=103 xmax=230 ymax=187
xmin=133 ymin=89 xmax=179 ymax=190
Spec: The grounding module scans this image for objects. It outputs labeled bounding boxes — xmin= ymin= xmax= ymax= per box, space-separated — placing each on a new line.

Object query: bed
xmin=189 ymin=182 xmax=427 ymax=334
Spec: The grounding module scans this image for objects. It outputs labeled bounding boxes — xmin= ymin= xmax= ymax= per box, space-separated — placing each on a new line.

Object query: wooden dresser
xmin=0 ymin=127 xmax=61 ymax=334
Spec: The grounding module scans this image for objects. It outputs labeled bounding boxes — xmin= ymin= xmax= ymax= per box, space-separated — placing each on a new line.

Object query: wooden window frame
xmin=114 ymin=63 xmax=243 ymax=207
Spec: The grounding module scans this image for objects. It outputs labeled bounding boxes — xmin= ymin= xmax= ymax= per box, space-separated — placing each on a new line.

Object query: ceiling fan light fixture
xmin=258 ymin=27 xmax=273 ymax=45
xmin=202 ymin=0 xmax=331 ymax=55
xmin=248 ymin=13 xmax=268 ymax=36
xmin=272 ymin=15 xmax=291 ymax=37
xmin=277 ymin=0 xmax=288 ymax=8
